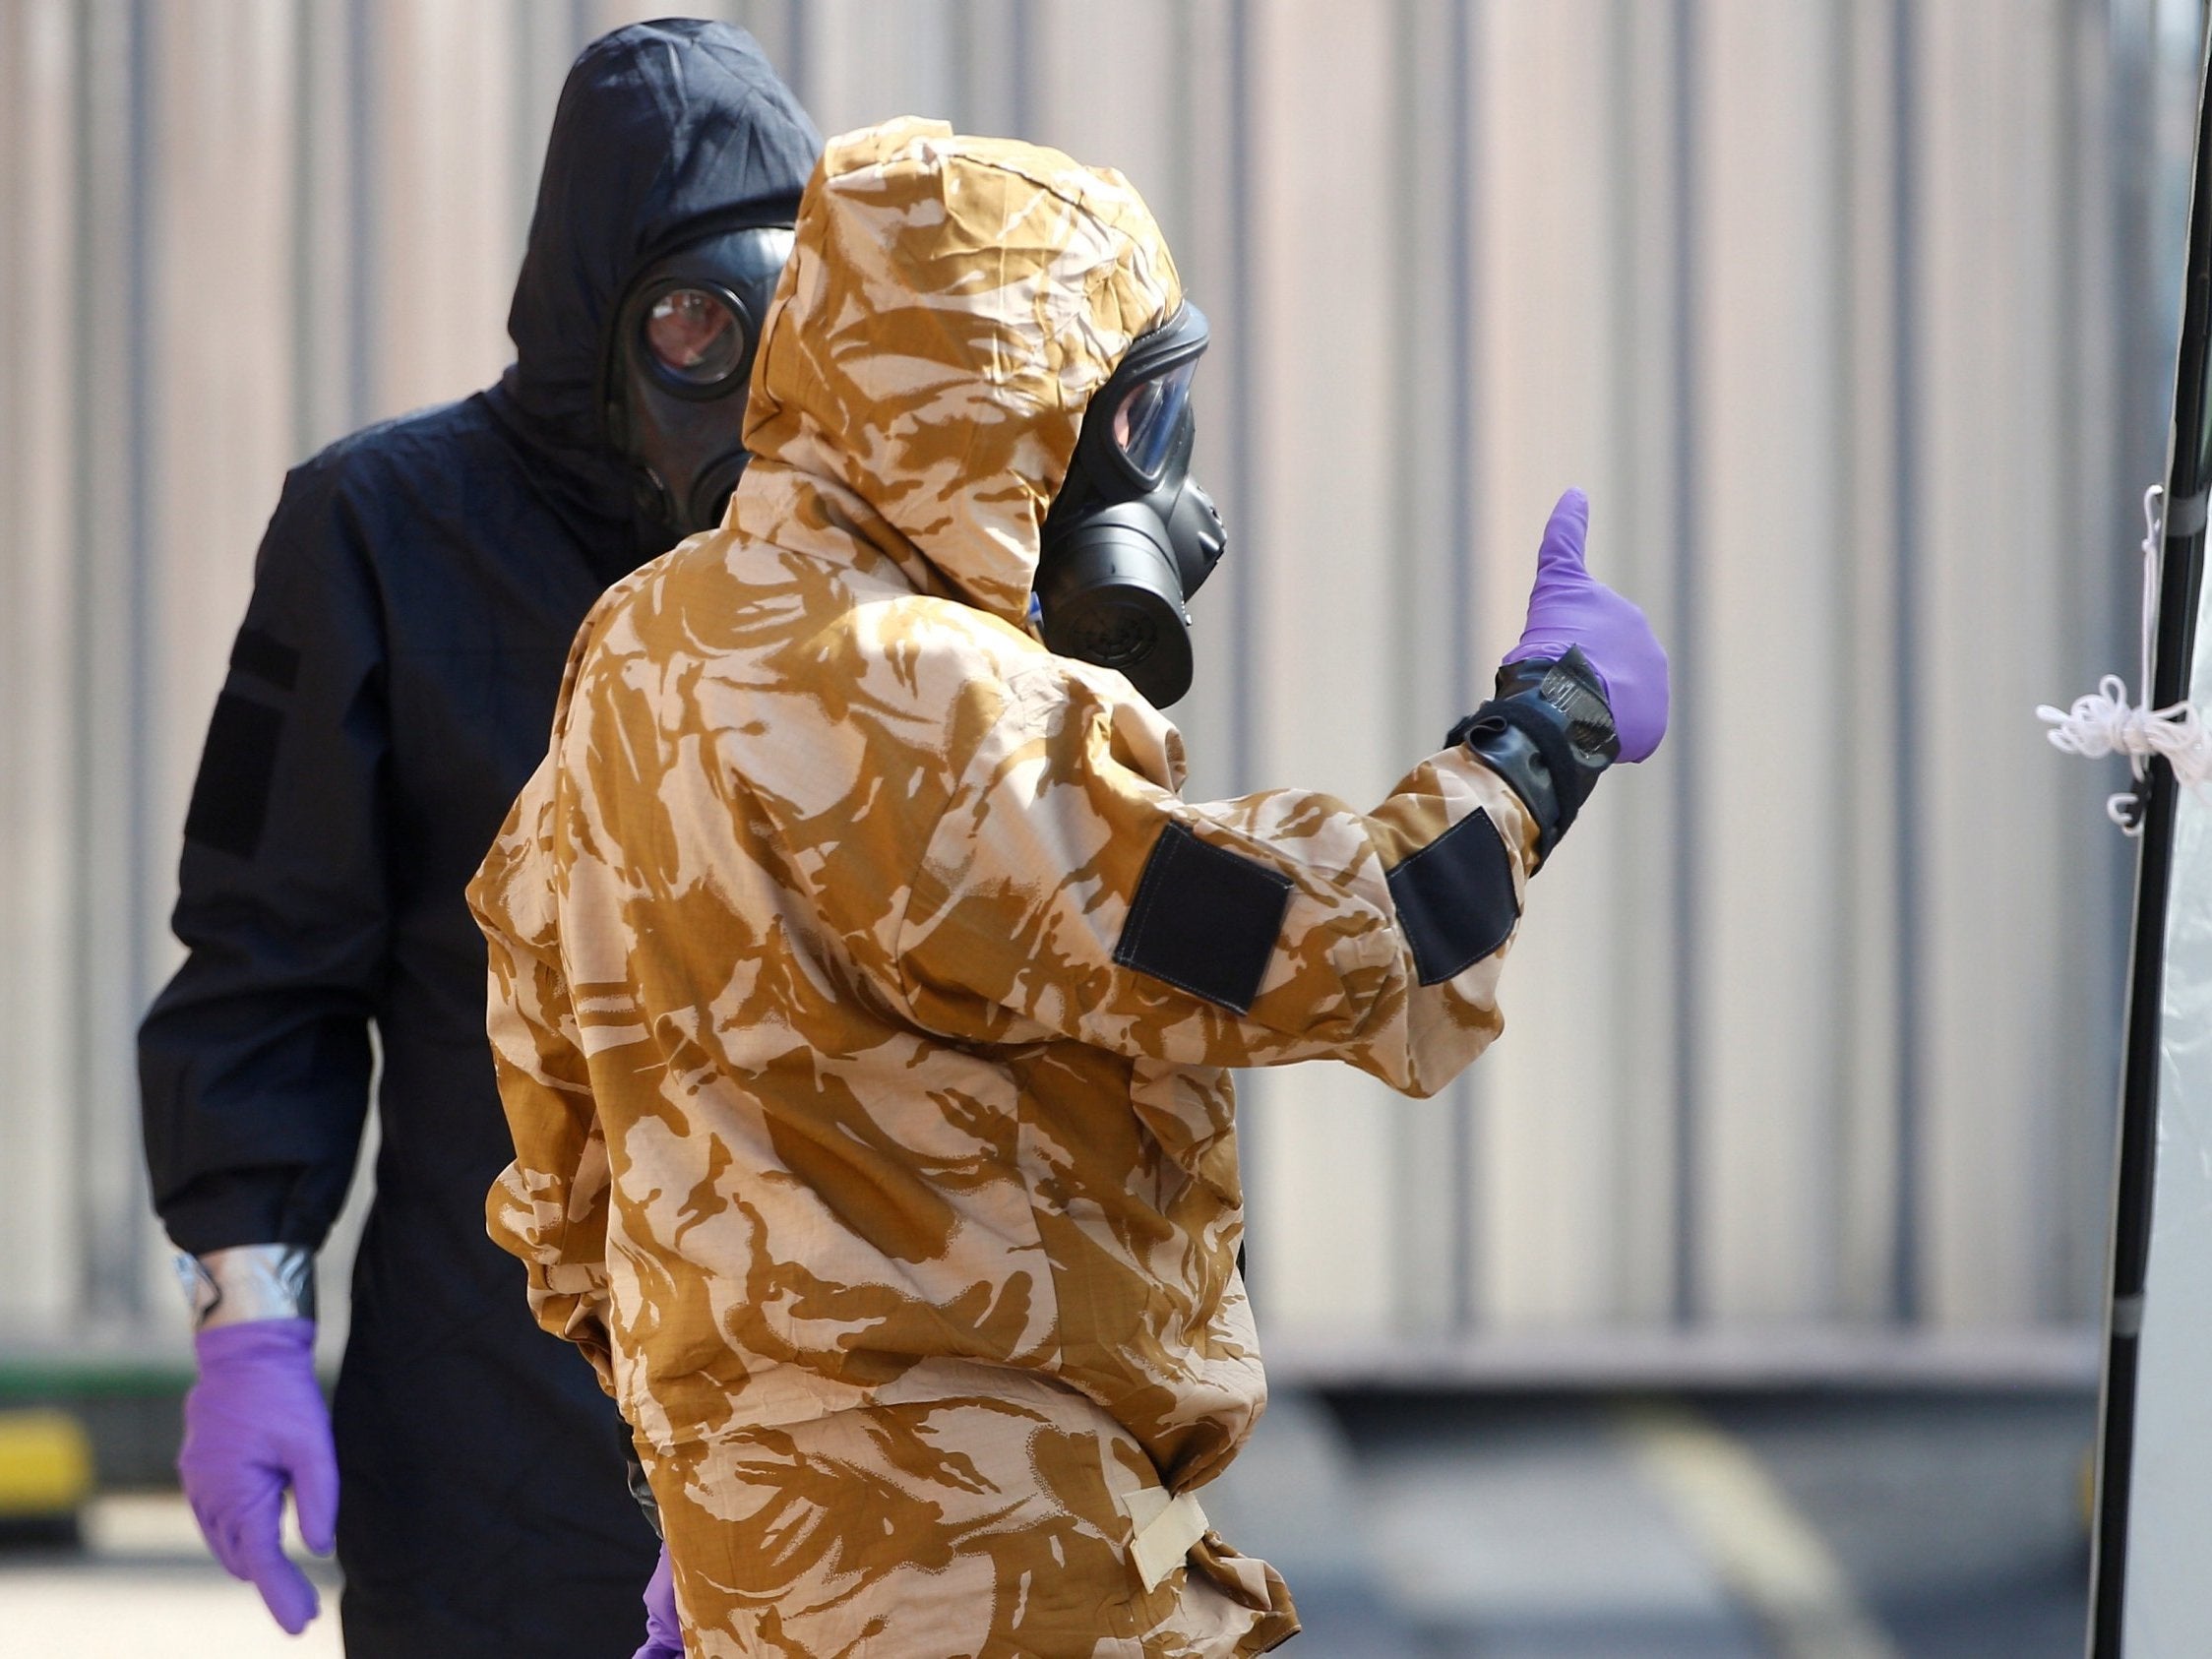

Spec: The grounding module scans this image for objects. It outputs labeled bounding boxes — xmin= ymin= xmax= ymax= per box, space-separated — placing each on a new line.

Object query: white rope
xmin=2037 ymin=483 xmax=2212 ymax=833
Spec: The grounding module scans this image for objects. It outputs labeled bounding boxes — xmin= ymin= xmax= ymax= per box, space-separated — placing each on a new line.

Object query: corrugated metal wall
xmin=0 ymin=0 xmax=2189 ymax=1373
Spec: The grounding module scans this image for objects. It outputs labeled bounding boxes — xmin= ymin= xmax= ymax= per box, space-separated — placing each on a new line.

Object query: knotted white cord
xmin=2037 ymin=484 xmax=2212 ymax=833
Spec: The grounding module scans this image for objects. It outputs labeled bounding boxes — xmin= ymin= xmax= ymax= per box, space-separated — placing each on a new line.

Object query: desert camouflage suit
xmin=471 ymin=118 xmax=1541 ymax=1657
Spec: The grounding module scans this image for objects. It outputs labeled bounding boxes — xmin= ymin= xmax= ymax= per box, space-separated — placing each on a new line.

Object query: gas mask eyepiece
xmin=605 ymin=224 xmax=794 ymax=546
xmin=1037 ymin=303 xmax=1225 ymax=707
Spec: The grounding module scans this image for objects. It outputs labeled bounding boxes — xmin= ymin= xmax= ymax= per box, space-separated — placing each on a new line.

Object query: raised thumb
xmin=1535 ymin=487 xmax=1590 ymax=578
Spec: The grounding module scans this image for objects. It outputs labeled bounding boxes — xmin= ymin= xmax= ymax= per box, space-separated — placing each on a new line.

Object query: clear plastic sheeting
xmin=2122 ymin=593 xmax=2212 ymax=1653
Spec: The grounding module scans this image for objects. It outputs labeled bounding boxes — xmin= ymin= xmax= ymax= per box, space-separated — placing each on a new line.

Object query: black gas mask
xmin=603 ymin=223 xmax=794 ymax=544
xmin=1036 ymin=303 xmax=1226 ymax=707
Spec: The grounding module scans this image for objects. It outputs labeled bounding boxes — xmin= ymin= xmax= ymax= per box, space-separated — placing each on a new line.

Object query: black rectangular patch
xmin=183 ymin=693 xmax=285 ymax=859
xmin=229 ymin=625 xmax=301 ymax=692
xmin=1385 ymin=809 xmax=1520 ymax=986
xmin=1114 ymin=821 xmax=1293 ymax=1014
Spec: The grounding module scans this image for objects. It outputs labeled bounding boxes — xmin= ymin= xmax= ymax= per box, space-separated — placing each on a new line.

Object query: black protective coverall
xmin=138 ymin=25 xmax=820 ymax=1655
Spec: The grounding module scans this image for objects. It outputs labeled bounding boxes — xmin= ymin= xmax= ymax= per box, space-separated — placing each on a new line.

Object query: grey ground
xmin=0 ymin=1386 xmax=2094 ymax=1658
xmin=1212 ymin=1387 xmax=2094 ymax=1658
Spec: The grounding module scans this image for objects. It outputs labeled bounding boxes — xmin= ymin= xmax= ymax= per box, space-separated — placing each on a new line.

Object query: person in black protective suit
xmin=137 ymin=23 xmax=820 ymax=1655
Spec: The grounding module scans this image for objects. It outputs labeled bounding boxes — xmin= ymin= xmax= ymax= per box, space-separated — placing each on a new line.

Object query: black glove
xmin=1447 ymin=645 xmax=1620 ymax=865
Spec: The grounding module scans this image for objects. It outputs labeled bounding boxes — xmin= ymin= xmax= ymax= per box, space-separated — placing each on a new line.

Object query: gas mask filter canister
xmin=1036 ymin=302 xmax=1226 ymax=707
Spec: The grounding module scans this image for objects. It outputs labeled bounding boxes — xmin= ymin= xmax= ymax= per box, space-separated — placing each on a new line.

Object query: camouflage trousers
xmin=642 ymin=1377 xmax=1299 ymax=1657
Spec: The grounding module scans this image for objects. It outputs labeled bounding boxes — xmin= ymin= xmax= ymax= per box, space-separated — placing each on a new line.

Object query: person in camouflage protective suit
xmin=471 ymin=117 xmax=1667 ymax=1657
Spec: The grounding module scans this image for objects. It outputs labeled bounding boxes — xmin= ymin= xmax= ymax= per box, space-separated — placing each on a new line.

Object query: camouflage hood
xmin=740 ymin=118 xmax=1184 ymax=627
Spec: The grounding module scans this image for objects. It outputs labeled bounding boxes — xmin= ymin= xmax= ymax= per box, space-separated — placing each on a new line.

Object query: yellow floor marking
xmin=1616 ymin=1400 xmax=1903 ymax=1659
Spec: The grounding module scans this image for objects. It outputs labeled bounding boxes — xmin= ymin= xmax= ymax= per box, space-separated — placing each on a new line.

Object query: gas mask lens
xmin=645 ymin=286 xmax=744 ymax=385
xmin=1110 ymin=358 xmax=1198 ymax=478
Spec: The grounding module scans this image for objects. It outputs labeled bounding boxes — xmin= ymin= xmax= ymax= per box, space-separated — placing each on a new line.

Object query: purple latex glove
xmin=633 ymin=1543 xmax=683 ymax=1659
xmin=177 ymin=1319 xmax=338 ymax=1635
xmin=1504 ymin=488 xmax=1669 ymax=762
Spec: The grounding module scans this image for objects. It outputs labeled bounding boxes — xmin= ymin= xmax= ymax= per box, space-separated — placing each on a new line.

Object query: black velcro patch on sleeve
xmin=1114 ymin=821 xmax=1293 ymax=1014
xmin=229 ymin=625 xmax=301 ymax=691
xmin=183 ymin=692 xmax=285 ymax=859
xmin=1385 ymin=809 xmax=1520 ymax=986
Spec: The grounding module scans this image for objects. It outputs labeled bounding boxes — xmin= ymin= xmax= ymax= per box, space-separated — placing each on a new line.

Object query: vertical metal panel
xmin=1151 ymin=0 xmax=1243 ymax=808
xmin=1028 ymin=1 xmax=1184 ymax=218
xmin=295 ymin=0 xmax=363 ymax=457
xmin=1913 ymin=0 xmax=2081 ymax=1327
xmin=787 ymin=0 xmax=964 ymax=140
xmin=127 ymin=1 xmax=300 ymax=1322
xmin=145 ymin=0 xmax=296 ymax=856
xmin=1235 ymin=0 xmax=1402 ymax=1339
xmin=1385 ymin=0 xmax=1478 ymax=1333
xmin=1606 ymin=0 xmax=1692 ymax=1326
xmin=1667 ymin=0 xmax=1708 ymax=1327
xmin=0 ymin=0 xmax=83 ymax=1327
xmin=1838 ymin=0 xmax=1909 ymax=1321
xmin=933 ymin=0 xmax=1023 ymax=139
xmin=509 ymin=2 xmax=582 ymax=270
xmin=1691 ymin=0 xmax=1851 ymax=1321
xmin=587 ymin=0 xmax=733 ymax=33
xmin=64 ymin=0 xmax=155 ymax=1325
xmin=2049 ymin=0 xmax=2129 ymax=1325
xmin=138 ymin=0 xmax=293 ymax=1090
xmin=1146 ymin=0 xmax=1276 ymax=1312
xmin=365 ymin=1 xmax=516 ymax=421
xmin=1465 ymin=0 xmax=1648 ymax=1329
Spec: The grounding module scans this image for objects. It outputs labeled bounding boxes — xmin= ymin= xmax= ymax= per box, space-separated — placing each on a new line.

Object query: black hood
xmin=489 ymin=20 xmax=820 ymax=545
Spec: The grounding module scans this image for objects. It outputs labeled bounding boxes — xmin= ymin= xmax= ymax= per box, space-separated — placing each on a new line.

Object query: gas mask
xmin=604 ymin=223 xmax=794 ymax=544
xmin=1036 ymin=302 xmax=1226 ymax=707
